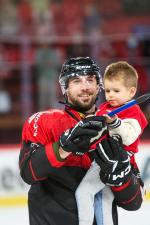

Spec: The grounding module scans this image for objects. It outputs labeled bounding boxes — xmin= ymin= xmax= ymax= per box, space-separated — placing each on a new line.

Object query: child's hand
xmin=103 ymin=110 xmax=118 ymax=124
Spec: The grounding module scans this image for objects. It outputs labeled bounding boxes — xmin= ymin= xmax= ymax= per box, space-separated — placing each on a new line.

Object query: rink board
xmin=0 ymin=142 xmax=150 ymax=207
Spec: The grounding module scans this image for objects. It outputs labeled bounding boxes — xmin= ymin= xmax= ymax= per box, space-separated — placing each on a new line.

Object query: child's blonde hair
xmin=104 ymin=61 xmax=138 ymax=88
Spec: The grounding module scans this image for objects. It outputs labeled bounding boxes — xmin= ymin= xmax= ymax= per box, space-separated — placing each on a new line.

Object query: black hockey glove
xmin=59 ymin=116 xmax=107 ymax=155
xmin=95 ymin=135 xmax=131 ymax=186
xmin=83 ymin=116 xmax=107 ymax=144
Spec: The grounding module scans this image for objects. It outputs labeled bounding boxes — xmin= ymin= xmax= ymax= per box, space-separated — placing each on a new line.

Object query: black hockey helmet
xmin=59 ymin=57 xmax=103 ymax=95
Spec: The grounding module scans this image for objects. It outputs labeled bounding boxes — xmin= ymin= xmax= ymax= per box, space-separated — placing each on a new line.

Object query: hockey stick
xmin=108 ymin=93 xmax=150 ymax=117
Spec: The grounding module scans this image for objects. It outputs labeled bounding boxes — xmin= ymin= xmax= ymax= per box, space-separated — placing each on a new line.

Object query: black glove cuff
xmin=112 ymin=173 xmax=143 ymax=210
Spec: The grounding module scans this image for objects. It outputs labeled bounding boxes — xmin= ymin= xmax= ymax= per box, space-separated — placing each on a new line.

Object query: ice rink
xmin=0 ymin=201 xmax=149 ymax=225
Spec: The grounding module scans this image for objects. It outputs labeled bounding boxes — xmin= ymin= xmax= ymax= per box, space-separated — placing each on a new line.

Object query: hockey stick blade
xmin=108 ymin=93 xmax=150 ymax=117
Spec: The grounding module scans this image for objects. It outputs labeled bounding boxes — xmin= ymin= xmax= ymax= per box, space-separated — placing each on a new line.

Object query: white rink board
xmin=0 ymin=142 xmax=150 ymax=225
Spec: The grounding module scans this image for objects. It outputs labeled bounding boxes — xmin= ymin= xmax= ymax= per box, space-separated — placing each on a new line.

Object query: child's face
xmin=104 ymin=78 xmax=136 ymax=107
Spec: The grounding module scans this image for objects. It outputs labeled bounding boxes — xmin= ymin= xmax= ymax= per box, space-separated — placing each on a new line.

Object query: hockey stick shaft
xmin=108 ymin=93 xmax=150 ymax=117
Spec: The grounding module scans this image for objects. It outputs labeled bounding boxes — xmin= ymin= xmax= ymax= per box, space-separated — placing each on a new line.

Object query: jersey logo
xmin=28 ymin=110 xmax=64 ymax=136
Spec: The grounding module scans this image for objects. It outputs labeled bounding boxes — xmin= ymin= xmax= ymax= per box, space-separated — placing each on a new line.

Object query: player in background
xmin=19 ymin=58 xmax=145 ymax=225
xmin=75 ymin=61 xmax=148 ymax=225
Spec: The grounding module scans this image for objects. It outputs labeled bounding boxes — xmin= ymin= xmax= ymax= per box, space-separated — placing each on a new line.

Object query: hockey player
xmin=19 ymin=57 xmax=144 ymax=225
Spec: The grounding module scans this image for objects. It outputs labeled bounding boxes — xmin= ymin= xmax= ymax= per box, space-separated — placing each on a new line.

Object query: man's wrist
xmin=52 ymin=142 xmax=71 ymax=161
xmin=59 ymin=146 xmax=71 ymax=159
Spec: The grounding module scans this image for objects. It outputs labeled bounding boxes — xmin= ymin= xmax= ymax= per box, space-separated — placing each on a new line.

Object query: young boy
xmin=75 ymin=61 xmax=148 ymax=225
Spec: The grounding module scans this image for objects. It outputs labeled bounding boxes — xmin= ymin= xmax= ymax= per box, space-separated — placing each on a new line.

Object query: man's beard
xmin=68 ymin=94 xmax=97 ymax=113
